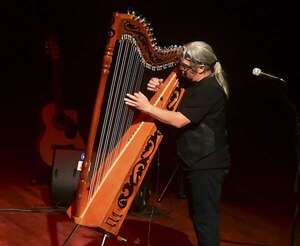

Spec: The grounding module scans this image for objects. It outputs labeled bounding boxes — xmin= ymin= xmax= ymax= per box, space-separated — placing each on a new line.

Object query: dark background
xmin=2 ymin=0 xmax=300 ymax=200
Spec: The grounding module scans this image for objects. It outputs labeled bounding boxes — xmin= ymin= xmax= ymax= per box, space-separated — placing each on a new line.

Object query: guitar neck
xmin=52 ymin=63 xmax=64 ymax=117
xmin=46 ymin=34 xmax=65 ymax=117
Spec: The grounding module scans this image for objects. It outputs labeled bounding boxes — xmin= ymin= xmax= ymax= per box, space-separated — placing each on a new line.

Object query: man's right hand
xmin=147 ymin=78 xmax=163 ymax=92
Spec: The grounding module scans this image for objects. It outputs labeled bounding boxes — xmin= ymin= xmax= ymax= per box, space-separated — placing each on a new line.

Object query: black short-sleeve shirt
xmin=176 ymin=75 xmax=230 ymax=170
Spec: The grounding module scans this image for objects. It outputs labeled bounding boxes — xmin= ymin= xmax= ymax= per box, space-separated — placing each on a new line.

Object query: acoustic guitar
xmin=38 ymin=34 xmax=85 ymax=167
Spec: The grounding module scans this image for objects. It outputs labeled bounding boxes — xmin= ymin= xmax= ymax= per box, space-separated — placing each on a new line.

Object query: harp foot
xmin=100 ymin=233 xmax=110 ymax=246
xmin=99 ymin=233 xmax=127 ymax=246
xmin=117 ymin=235 xmax=128 ymax=243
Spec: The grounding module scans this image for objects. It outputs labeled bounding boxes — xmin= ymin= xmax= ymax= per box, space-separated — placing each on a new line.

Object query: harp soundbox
xmin=67 ymin=11 xmax=184 ymax=237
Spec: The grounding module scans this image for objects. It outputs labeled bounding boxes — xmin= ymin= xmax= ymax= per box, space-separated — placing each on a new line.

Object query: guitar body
xmin=37 ymin=35 xmax=85 ymax=167
xmin=38 ymin=102 xmax=85 ymax=166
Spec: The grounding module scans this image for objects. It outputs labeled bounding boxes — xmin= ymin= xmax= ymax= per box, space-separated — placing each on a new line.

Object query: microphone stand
xmin=277 ymin=79 xmax=300 ymax=246
xmin=259 ymin=74 xmax=299 ymax=245
xmin=291 ymin=111 xmax=300 ymax=246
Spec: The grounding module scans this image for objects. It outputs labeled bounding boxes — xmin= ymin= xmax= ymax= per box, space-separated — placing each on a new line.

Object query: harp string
xmin=89 ymin=38 xmax=128 ymax=198
xmin=94 ymin=41 xmax=137 ymax=190
xmin=101 ymin=45 xmax=141 ymax=177
xmin=89 ymin=37 xmax=146 ymax=198
xmin=104 ymin=42 xmax=137 ymax=169
xmin=101 ymin=46 xmax=145 ymax=184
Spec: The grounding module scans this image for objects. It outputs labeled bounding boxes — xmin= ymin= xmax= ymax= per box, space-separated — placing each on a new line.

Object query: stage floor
xmin=0 ymin=147 xmax=299 ymax=246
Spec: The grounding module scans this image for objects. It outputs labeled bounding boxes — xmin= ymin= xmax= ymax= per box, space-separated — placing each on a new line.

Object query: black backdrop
xmin=2 ymin=0 xmax=300 ymax=193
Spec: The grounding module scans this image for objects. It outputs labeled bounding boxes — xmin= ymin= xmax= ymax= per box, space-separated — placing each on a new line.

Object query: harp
xmin=67 ymin=11 xmax=184 ymax=237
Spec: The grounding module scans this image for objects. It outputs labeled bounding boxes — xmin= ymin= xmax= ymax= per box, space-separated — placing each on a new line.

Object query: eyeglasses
xmin=178 ymin=62 xmax=193 ymax=71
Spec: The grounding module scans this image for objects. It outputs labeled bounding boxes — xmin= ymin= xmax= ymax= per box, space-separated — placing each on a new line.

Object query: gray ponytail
xmin=213 ymin=61 xmax=229 ymax=97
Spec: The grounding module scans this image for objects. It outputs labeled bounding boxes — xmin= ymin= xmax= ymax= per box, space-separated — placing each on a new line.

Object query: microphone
xmin=252 ymin=67 xmax=286 ymax=83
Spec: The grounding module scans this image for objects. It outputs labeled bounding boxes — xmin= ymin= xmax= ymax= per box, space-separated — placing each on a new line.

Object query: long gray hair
xmin=181 ymin=41 xmax=229 ymax=97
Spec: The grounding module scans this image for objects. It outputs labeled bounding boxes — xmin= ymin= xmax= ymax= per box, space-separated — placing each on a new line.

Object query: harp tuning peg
xmin=148 ymin=32 xmax=153 ymax=38
xmin=152 ymin=37 xmax=157 ymax=42
xmin=133 ymin=14 xmax=140 ymax=20
xmin=144 ymin=21 xmax=151 ymax=29
xmin=127 ymin=9 xmax=136 ymax=16
xmin=151 ymin=37 xmax=157 ymax=45
xmin=136 ymin=13 xmax=144 ymax=21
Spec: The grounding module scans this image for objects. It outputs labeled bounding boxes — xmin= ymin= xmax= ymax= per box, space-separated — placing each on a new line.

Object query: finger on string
xmin=124 ymin=97 xmax=137 ymax=102
xmin=147 ymin=84 xmax=155 ymax=88
xmin=126 ymin=93 xmax=136 ymax=99
xmin=151 ymin=77 xmax=161 ymax=82
xmin=149 ymin=81 xmax=158 ymax=87
xmin=124 ymin=101 xmax=136 ymax=107
xmin=148 ymin=87 xmax=155 ymax=91
xmin=124 ymin=98 xmax=131 ymax=102
xmin=147 ymin=85 xmax=156 ymax=90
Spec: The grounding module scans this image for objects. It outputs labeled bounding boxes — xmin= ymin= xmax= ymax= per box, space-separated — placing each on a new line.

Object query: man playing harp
xmin=125 ymin=41 xmax=231 ymax=246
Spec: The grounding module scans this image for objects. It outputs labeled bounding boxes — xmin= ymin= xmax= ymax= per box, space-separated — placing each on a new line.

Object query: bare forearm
xmin=144 ymin=105 xmax=190 ymax=128
xmin=124 ymin=91 xmax=190 ymax=128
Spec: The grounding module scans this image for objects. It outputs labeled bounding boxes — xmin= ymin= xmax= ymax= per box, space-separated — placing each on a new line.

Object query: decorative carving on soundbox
xmin=105 ymin=211 xmax=123 ymax=227
xmin=104 ymin=130 xmax=161 ymax=228
xmin=117 ymin=130 xmax=161 ymax=209
xmin=167 ymin=85 xmax=182 ymax=111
